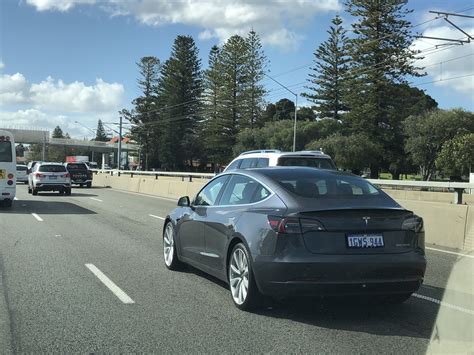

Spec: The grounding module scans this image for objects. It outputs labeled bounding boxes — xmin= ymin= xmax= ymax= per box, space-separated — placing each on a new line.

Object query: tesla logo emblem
xmin=362 ymin=216 xmax=371 ymax=226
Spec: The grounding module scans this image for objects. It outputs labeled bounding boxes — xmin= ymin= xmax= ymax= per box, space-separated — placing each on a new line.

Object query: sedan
xmin=163 ymin=167 xmax=426 ymax=311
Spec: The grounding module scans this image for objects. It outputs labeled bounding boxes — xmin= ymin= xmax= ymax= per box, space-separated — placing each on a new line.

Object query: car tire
xmin=32 ymin=188 xmax=38 ymax=196
xmin=228 ymin=243 xmax=262 ymax=311
xmin=28 ymin=186 xmax=32 ymax=194
xmin=65 ymin=188 xmax=71 ymax=196
xmin=4 ymin=199 xmax=12 ymax=208
xmin=163 ymin=222 xmax=183 ymax=271
xmin=86 ymin=182 xmax=92 ymax=188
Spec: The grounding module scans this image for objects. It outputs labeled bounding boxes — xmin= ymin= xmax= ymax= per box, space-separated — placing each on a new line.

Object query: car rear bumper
xmin=71 ymin=179 xmax=92 ymax=185
xmin=253 ymin=252 xmax=426 ymax=297
xmin=35 ymin=183 xmax=70 ymax=191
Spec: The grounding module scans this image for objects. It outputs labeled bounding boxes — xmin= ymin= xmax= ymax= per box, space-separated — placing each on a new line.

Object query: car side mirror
xmin=27 ymin=168 xmax=31 ymax=174
xmin=177 ymin=196 xmax=191 ymax=207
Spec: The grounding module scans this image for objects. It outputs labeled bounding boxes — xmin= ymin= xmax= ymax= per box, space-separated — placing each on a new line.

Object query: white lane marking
xmin=31 ymin=213 xmax=43 ymax=222
xmin=149 ymin=214 xmax=165 ymax=220
xmin=426 ymin=247 xmax=474 ymax=259
xmin=89 ymin=197 xmax=103 ymax=202
xmin=413 ymin=293 xmax=474 ymax=316
xmin=85 ymin=264 xmax=135 ymax=304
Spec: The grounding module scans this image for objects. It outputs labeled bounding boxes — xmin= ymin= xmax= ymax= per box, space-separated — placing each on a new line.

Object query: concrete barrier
xmin=92 ymin=173 xmax=474 ymax=251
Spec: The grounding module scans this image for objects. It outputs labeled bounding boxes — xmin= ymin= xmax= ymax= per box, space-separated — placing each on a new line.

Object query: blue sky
xmin=1 ymin=0 xmax=473 ymax=138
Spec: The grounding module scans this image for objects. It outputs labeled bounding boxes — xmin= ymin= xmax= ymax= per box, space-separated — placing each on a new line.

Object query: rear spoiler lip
xmin=295 ymin=207 xmax=412 ymax=214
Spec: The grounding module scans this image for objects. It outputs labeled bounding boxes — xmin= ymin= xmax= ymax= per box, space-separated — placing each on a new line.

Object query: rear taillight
xmin=7 ymin=173 xmax=14 ymax=179
xmin=267 ymin=216 xmax=325 ymax=234
xmin=402 ymin=215 xmax=424 ymax=233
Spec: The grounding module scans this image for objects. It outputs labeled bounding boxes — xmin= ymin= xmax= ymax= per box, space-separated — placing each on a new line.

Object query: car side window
xmin=194 ymin=175 xmax=229 ymax=206
xmin=226 ymin=159 xmax=242 ymax=171
xmin=219 ymin=175 xmax=271 ymax=205
xmin=239 ymin=158 xmax=256 ymax=169
xmin=256 ymin=158 xmax=269 ymax=168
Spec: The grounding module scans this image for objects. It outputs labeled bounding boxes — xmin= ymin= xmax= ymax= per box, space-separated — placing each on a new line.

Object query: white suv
xmin=224 ymin=150 xmax=336 ymax=172
xmin=28 ymin=162 xmax=72 ymax=196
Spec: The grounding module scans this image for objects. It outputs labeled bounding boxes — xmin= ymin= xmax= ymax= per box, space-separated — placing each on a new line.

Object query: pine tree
xmin=343 ymin=0 xmax=424 ymax=178
xmin=157 ymin=35 xmax=202 ymax=170
xmin=303 ymin=15 xmax=349 ymax=120
xmin=94 ymin=119 xmax=108 ymax=141
xmin=52 ymin=126 xmax=64 ymax=138
xmin=243 ymin=30 xmax=268 ymax=129
xmin=127 ymin=56 xmax=160 ymax=170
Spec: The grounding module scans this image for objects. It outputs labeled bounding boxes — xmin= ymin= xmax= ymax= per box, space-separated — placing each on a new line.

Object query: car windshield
xmin=278 ymin=157 xmax=336 ymax=170
xmin=39 ymin=165 xmax=67 ymax=173
xmin=262 ymin=169 xmax=380 ymax=198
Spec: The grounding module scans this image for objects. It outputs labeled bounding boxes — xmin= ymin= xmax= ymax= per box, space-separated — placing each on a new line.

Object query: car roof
xmin=243 ymin=166 xmax=355 ymax=179
xmin=236 ymin=150 xmax=333 ymax=160
xmin=38 ymin=162 xmax=64 ymax=165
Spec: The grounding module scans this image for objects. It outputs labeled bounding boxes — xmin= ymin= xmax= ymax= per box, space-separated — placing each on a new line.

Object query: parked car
xmin=224 ymin=149 xmax=336 ymax=172
xmin=64 ymin=162 xmax=93 ymax=187
xmin=163 ymin=167 xmax=426 ymax=310
xmin=16 ymin=164 xmax=28 ymax=184
xmin=28 ymin=162 xmax=71 ymax=195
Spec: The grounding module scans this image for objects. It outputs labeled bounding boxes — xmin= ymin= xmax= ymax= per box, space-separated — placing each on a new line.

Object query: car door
xmin=202 ymin=174 xmax=271 ymax=271
xmin=177 ymin=175 xmax=229 ymax=264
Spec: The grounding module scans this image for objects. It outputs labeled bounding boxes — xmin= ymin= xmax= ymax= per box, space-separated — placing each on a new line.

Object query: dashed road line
xmin=31 ymin=213 xmax=43 ymax=222
xmin=426 ymin=247 xmax=474 ymax=259
xmin=89 ymin=197 xmax=103 ymax=202
xmin=413 ymin=293 xmax=474 ymax=316
xmin=85 ymin=264 xmax=135 ymax=304
xmin=149 ymin=214 xmax=165 ymax=220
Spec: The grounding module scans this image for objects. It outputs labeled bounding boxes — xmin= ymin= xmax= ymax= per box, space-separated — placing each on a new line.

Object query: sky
xmin=0 ymin=0 xmax=473 ymax=139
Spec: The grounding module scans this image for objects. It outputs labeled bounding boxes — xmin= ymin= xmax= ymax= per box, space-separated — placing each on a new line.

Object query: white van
xmin=0 ymin=130 xmax=16 ymax=207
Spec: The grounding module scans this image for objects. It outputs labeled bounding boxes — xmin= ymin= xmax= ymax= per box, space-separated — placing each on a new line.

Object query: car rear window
xmin=278 ymin=157 xmax=335 ymax=170
xmin=264 ymin=170 xmax=379 ymax=198
xmin=17 ymin=165 xmax=28 ymax=171
xmin=39 ymin=165 xmax=67 ymax=173
xmin=67 ymin=163 xmax=88 ymax=170
xmin=0 ymin=141 xmax=12 ymax=162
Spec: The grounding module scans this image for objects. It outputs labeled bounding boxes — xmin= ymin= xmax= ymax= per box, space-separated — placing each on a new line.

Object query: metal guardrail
xmin=368 ymin=179 xmax=474 ymax=204
xmin=92 ymin=169 xmax=473 ymax=204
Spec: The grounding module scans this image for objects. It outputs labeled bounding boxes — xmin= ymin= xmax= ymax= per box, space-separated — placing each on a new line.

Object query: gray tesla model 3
xmin=163 ymin=167 xmax=426 ymax=311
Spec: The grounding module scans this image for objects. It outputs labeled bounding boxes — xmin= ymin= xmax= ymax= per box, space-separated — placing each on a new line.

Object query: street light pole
xmin=264 ymin=73 xmax=298 ymax=152
xmin=74 ymin=120 xmax=96 ymax=162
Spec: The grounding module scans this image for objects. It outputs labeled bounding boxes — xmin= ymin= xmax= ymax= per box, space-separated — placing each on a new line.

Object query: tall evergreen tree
xmin=52 ymin=126 xmax=64 ymax=138
xmin=243 ymin=30 xmax=268 ymax=128
xmin=126 ymin=56 xmax=161 ymax=169
xmin=94 ymin=119 xmax=108 ymax=141
xmin=303 ymin=15 xmax=349 ymax=120
xmin=157 ymin=35 xmax=202 ymax=170
xmin=344 ymin=0 xmax=424 ymax=178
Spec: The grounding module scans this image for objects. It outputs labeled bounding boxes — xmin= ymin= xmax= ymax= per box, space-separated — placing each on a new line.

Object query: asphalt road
xmin=0 ymin=184 xmax=472 ymax=353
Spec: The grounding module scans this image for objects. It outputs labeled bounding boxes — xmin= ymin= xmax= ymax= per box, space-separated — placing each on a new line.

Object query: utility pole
xmin=42 ymin=131 xmax=47 ymax=161
xmin=264 ymin=73 xmax=298 ymax=151
xmin=118 ymin=115 xmax=122 ymax=170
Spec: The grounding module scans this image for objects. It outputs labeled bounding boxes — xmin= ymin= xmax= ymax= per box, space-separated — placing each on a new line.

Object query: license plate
xmin=347 ymin=234 xmax=384 ymax=248
xmin=0 ymin=170 xmax=4 ymax=179
xmin=49 ymin=176 xmax=58 ymax=180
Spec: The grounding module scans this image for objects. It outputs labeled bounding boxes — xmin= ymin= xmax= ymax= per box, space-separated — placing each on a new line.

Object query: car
xmin=64 ymin=162 xmax=93 ymax=187
xmin=224 ymin=149 xmax=337 ymax=172
xmin=27 ymin=160 xmax=42 ymax=174
xmin=163 ymin=167 xmax=426 ymax=311
xmin=16 ymin=164 xmax=29 ymax=184
xmin=28 ymin=162 xmax=71 ymax=195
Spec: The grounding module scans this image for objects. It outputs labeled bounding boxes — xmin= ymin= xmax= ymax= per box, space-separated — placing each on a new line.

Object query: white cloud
xmin=0 ymin=73 xmax=124 ymax=113
xmin=30 ymin=77 xmax=124 ymax=113
xmin=25 ymin=0 xmax=341 ymax=50
xmin=0 ymin=73 xmax=31 ymax=105
xmin=26 ymin=0 xmax=96 ymax=12
xmin=0 ymin=60 xmax=4 ymax=70
xmin=411 ymin=25 xmax=474 ymax=96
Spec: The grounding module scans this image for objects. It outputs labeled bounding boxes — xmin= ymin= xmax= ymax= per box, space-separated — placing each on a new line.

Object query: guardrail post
xmin=131 ymin=173 xmax=134 ymax=178
xmin=181 ymin=176 xmax=184 ymax=182
xmin=118 ymin=171 xmax=121 ymax=177
xmin=155 ymin=174 xmax=158 ymax=180
xmin=189 ymin=175 xmax=193 ymax=182
xmin=454 ymin=188 xmax=463 ymax=204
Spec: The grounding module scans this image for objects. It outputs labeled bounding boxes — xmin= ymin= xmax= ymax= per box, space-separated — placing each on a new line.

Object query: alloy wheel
xmin=163 ymin=223 xmax=175 ymax=267
xmin=229 ymin=247 xmax=249 ymax=305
